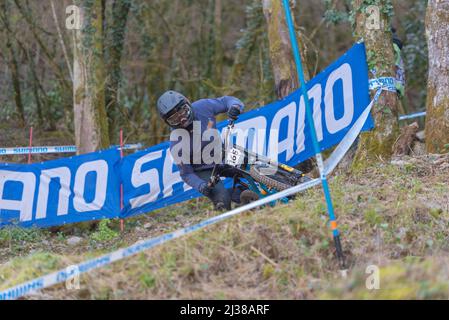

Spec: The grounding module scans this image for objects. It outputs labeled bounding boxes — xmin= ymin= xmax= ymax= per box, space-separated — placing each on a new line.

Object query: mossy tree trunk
xmin=228 ymin=1 xmax=263 ymax=92
xmin=227 ymin=0 xmax=272 ymax=99
xmin=7 ymin=39 xmax=25 ymax=128
xmin=262 ymin=0 xmax=314 ymax=173
xmin=105 ymin=0 xmax=131 ymax=143
xmin=26 ymin=48 xmax=44 ymax=128
xmin=73 ymin=0 xmax=110 ymax=154
xmin=0 ymin=1 xmax=25 ymax=127
xmin=213 ymin=0 xmax=223 ymax=87
xmin=262 ymin=0 xmax=310 ymax=100
xmin=352 ymin=0 xmax=400 ymax=165
xmin=425 ymin=0 xmax=449 ymax=154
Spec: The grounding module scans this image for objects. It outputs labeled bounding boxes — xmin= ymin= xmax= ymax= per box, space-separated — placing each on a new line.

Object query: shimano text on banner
xmin=0 ymin=148 xmax=121 ymax=228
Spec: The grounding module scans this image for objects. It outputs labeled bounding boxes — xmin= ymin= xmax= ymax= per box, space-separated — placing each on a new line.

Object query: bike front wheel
xmin=249 ymin=164 xmax=297 ymax=191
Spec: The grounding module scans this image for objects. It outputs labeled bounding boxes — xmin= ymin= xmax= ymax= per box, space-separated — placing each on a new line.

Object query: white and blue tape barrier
xmin=0 ymin=145 xmax=77 ymax=156
xmin=0 ymin=85 xmax=384 ymax=300
xmin=399 ymin=111 xmax=426 ymax=121
xmin=0 ymin=144 xmax=142 ymax=156
xmin=369 ymin=77 xmax=427 ymax=122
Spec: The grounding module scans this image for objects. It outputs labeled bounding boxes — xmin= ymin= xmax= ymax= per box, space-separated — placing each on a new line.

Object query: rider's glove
xmin=227 ymin=105 xmax=241 ymax=120
xmin=199 ymin=182 xmax=213 ymax=197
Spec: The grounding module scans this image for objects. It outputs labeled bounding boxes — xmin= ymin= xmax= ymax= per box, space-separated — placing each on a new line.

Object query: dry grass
xmin=1 ymin=154 xmax=448 ymax=299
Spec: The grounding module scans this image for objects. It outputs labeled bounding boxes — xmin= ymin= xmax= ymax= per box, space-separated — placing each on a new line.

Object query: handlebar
xmin=208 ymin=119 xmax=235 ymax=188
xmin=224 ymin=118 xmax=235 ymax=146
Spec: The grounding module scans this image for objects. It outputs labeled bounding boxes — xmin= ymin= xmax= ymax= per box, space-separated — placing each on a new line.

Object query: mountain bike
xmin=208 ymin=119 xmax=311 ymax=205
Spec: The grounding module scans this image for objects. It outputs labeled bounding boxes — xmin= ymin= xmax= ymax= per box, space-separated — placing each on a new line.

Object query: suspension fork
xmin=208 ymin=164 xmax=220 ymax=188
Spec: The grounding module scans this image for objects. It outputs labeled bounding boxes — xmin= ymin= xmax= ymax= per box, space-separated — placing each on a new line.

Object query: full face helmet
xmin=157 ymin=90 xmax=194 ymax=129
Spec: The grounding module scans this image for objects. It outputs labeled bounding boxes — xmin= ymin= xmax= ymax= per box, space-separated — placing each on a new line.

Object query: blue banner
xmin=0 ymin=43 xmax=372 ymax=228
xmin=0 ymin=148 xmax=121 ymax=228
xmin=120 ymin=142 xmax=200 ymax=218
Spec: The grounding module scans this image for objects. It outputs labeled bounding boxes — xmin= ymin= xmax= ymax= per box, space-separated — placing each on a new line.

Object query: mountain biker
xmin=157 ymin=90 xmax=246 ymax=211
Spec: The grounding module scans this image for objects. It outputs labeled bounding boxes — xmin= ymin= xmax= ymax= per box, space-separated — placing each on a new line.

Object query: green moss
xmin=351 ymin=0 xmax=394 ymax=32
xmin=140 ymin=273 xmax=156 ymax=289
xmin=320 ymin=259 xmax=449 ymax=299
xmin=364 ymin=208 xmax=383 ymax=226
xmin=74 ymin=87 xmax=86 ymax=105
xmin=0 ymin=252 xmax=62 ymax=290
xmin=350 ymin=0 xmax=400 ymax=167
xmin=93 ymin=287 xmax=113 ymax=300
xmin=0 ymin=227 xmax=47 ymax=246
xmin=90 ymin=219 xmax=119 ymax=242
xmin=262 ymin=263 xmax=275 ymax=280
xmin=425 ymin=90 xmax=449 ymax=153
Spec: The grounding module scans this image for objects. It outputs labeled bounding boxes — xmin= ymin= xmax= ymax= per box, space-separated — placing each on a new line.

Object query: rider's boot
xmin=214 ymin=201 xmax=226 ymax=211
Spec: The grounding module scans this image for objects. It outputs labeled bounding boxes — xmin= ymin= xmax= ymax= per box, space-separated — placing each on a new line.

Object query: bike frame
xmin=208 ymin=119 xmax=301 ymax=205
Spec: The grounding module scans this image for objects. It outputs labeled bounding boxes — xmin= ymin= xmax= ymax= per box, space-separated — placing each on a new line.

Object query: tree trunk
xmin=7 ymin=41 xmax=26 ymax=127
xmin=229 ymin=0 xmax=263 ymax=92
xmin=262 ymin=0 xmax=314 ymax=173
xmin=425 ymin=0 xmax=449 ymax=154
xmin=352 ymin=0 xmax=400 ymax=166
xmin=27 ymin=48 xmax=44 ymax=128
xmin=73 ymin=0 xmax=110 ymax=154
xmin=105 ymin=0 xmax=131 ymax=143
xmin=262 ymin=0 xmax=310 ymax=99
xmin=0 ymin=2 xmax=25 ymax=127
xmin=262 ymin=0 xmax=310 ymax=100
xmin=212 ymin=0 xmax=223 ymax=87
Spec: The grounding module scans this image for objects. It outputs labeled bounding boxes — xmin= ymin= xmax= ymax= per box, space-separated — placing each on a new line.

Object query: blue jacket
xmin=169 ymin=96 xmax=244 ymax=192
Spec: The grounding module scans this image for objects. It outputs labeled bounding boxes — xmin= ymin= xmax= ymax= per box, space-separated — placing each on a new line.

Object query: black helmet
xmin=157 ymin=90 xmax=194 ymax=129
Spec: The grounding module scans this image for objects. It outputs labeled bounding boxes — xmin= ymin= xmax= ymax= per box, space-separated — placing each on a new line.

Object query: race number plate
xmin=225 ymin=147 xmax=244 ymax=167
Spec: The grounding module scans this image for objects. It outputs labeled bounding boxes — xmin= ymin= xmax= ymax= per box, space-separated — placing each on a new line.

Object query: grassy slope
xmin=0 ymin=154 xmax=448 ymax=299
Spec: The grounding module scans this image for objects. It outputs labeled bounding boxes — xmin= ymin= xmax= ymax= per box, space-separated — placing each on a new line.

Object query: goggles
xmin=166 ymin=102 xmax=192 ymax=127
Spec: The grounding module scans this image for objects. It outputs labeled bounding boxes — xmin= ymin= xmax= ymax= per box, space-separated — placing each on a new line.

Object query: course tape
xmin=370 ymin=79 xmax=427 ymax=121
xmin=0 ymin=91 xmax=383 ymax=300
xmin=399 ymin=111 xmax=426 ymax=121
xmin=0 ymin=144 xmax=142 ymax=156
xmin=369 ymin=77 xmax=397 ymax=92
xmin=370 ymin=77 xmax=427 ymax=121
